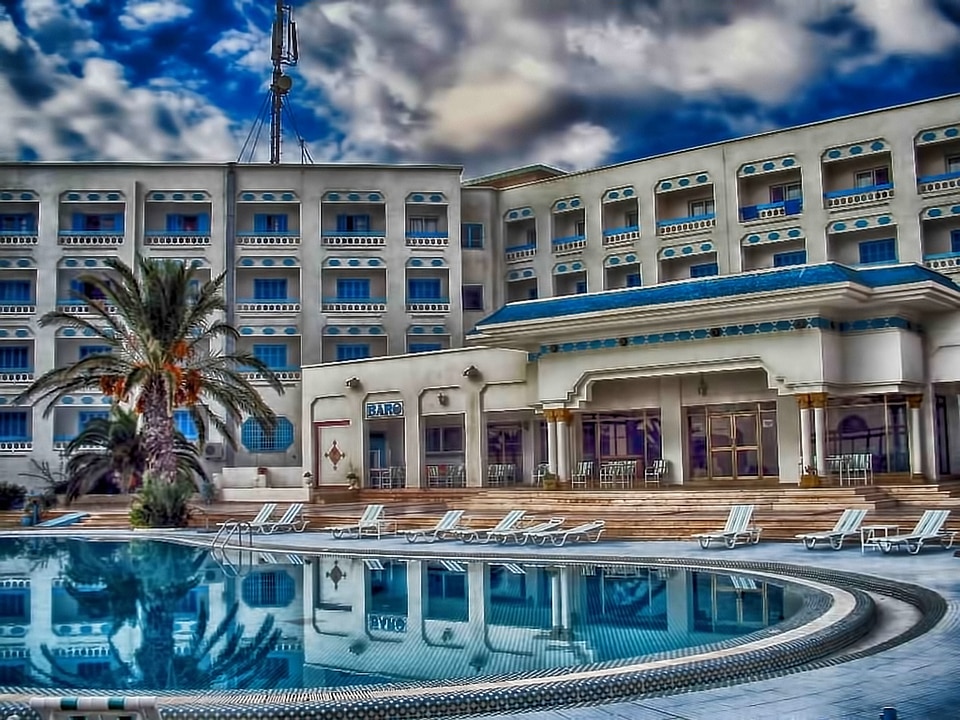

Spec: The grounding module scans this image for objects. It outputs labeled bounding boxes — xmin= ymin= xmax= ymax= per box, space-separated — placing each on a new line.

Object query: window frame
xmin=689 ymin=199 xmax=716 ymax=218
xmin=252 ymin=278 xmax=288 ymax=300
xmin=174 ymin=409 xmax=199 ymax=440
xmin=772 ymin=250 xmax=807 ymax=268
xmin=425 ymin=425 xmax=464 ymax=454
xmin=769 ymin=183 xmax=802 ymax=204
xmin=855 ymin=167 xmax=890 ymax=189
xmin=689 ymin=262 xmax=719 ymax=278
xmin=408 ymin=216 xmax=439 ymax=234
xmin=407 ymin=278 xmax=442 ymax=300
xmin=240 ymin=416 xmax=294 ymax=453
xmin=461 ymin=223 xmax=484 ymax=248
xmin=408 ymin=342 xmax=443 ymax=354
xmin=947 ymin=155 xmax=960 ymax=174
xmin=336 ymin=278 xmax=371 ymax=300
xmin=0 ymin=410 xmax=28 ymax=441
xmin=0 ymin=280 xmax=32 ymax=303
xmin=336 ymin=343 xmax=370 ymax=362
xmin=0 ymin=346 xmax=29 ymax=370
xmin=462 ymin=284 xmax=484 ymax=311
xmin=0 ymin=214 xmax=35 ymax=232
xmin=858 ymin=238 xmax=897 ymax=266
xmin=252 ymin=343 xmax=288 ymax=369
xmin=336 ymin=214 xmax=371 ymax=232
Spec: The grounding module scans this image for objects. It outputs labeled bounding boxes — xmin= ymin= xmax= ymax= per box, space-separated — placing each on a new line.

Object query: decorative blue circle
xmin=263 ymin=193 xmax=275 ymax=201
xmin=328 ymin=259 xmax=341 ymax=266
xmin=608 ymin=191 xmax=619 ymax=200
xmin=681 ymin=246 xmax=693 ymax=254
xmin=14 ymin=329 xmax=27 ymax=338
xmin=854 ymin=219 xmax=869 ymax=228
xmin=83 ymin=259 xmax=97 ymax=267
xmin=508 ymin=272 xmax=518 ymax=280
xmin=522 ymin=269 xmax=534 ymax=277
xmin=0 ymin=192 xmax=12 ymax=200
xmin=412 ymin=326 xmax=424 ymax=334
xmin=661 ymin=182 xmax=672 ymax=190
xmin=348 ymin=193 xmax=360 ymax=201
xmin=625 ymin=254 xmax=636 ymax=262
xmin=429 ymin=195 xmax=442 ymax=203
xmin=877 ymin=216 xmax=891 ymax=225
xmin=782 ymin=158 xmax=796 ymax=167
xmin=952 ymin=206 xmax=960 ymax=214
xmin=557 ymin=264 xmax=567 ymax=273
xmin=65 ymin=258 xmax=78 ymax=267
xmin=81 ymin=396 xmax=93 ymax=404
xmin=946 ymin=128 xmax=959 ymax=138
xmin=0 ymin=260 xmax=8 ymax=268
xmin=172 ymin=193 xmax=185 ymax=201
xmin=241 ymin=258 xmax=254 ymax=266
xmin=347 ymin=327 xmax=360 ymax=335
xmin=430 ymin=259 xmax=443 ymax=267
xmin=508 ymin=211 xmax=518 ymax=219
xmin=87 ymin=193 xmax=100 ymax=201
xmin=833 ymin=222 xmax=846 ymax=231
xmin=663 ymin=248 xmax=675 ymax=257
xmin=787 ymin=229 xmax=801 ymax=237
xmin=609 ymin=257 xmax=620 ymax=265
xmin=242 ymin=193 xmax=255 ymax=201
xmin=849 ymin=145 xmax=863 ymax=155
xmin=921 ymin=132 xmax=937 ymax=142
xmin=327 ymin=327 xmax=340 ymax=335
xmin=570 ymin=199 xmax=580 ymax=207
xmin=747 ymin=235 xmax=761 ymax=244
xmin=284 ymin=327 xmax=297 ymax=335
xmin=743 ymin=166 xmax=755 ymax=174
xmin=368 ymin=193 xmax=380 ymax=202
xmin=696 ymin=174 xmax=708 ymax=183
xmin=521 ymin=208 xmax=532 ymax=216
xmin=263 ymin=327 xmax=275 ymax=335
xmin=412 ymin=194 xmax=424 ymax=202
xmin=262 ymin=258 xmax=275 ymax=266
xmin=762 ymin=162 xmax=775 ymax=171
xmin=700 ymin=243 xmax=712 ymax=251
xmin=348 ymin=259 xmax=361 ymax=266
xmin=240 ymin=327 xmax=253 ymax=335
xmin=101 ymin=397 xmax=111 ymax=404
xmin=282 ymin=193 xmax=295 ymax=201
xmin=64 ymin=328 xmax=76 ymax=337
xmin=556 ymin=202 xmax=567 ymax=210
xmin=432 ymin=326 xmax=444 ymax=334
xmin=572 ymin=262 xmax=582 ymax=270
xmin=623 ymin=188 xmax=634 ymax=196
xmin=828 ymin=149 xmax=842 ymax=159
xmin=368 ymin=259 xmax=381 ymax=266
xmin=0 ymin=330 xmax=7 ymax=337
xmin=768 ymin=232 xmax=780 ymax=240
xmin=678 ymin=178 xmax=690 ymax=187
xmin=870 ymin=141 xmax=885 ymax=151
xmin=411 ymin=258 xmax=423 ymax=267
xmin=282 ymin=258 xmax=296 ymax=266
xmin=328 ymin=193 xmax=340 ymax=201
xmin=69 ymin=193 xmax=82 ymax=201
xmin=369 ymin=326 xmax=382 ymax=334
xmin=191 ymin=193 xmax=205 ymax=201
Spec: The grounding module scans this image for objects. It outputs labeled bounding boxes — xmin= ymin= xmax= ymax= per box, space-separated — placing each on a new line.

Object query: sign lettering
xmin=365 ymin=401 xmax=404 ymax=419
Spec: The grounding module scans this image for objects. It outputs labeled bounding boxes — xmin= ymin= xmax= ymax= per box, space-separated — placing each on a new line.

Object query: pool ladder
xmin=210 ymin=522 xmax=256 ymax=577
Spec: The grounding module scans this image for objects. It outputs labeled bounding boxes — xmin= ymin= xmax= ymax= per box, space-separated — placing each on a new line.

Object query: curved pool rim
xmin=0 ymin=532 xmax=946 ymax=720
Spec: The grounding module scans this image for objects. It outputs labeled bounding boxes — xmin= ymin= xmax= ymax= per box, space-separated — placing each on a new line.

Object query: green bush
xmin=0 ymin=482 xmax=27 ymax=511
xmin=129 ymin=477 xmax=194 ymax=528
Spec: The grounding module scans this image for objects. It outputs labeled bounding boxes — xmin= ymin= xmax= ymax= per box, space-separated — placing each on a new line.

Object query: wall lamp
xmin=437 ymin=391 xmax=449 ymax=406
xmin=345 ymin=376 xmax=362 ymax=390
xmin=462 ymin=365 xmax=481 ymax=379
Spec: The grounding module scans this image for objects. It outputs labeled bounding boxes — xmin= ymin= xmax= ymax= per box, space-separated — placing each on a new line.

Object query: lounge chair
xmin=450 ymin=509 xmax=526 ymax=544
xmin=35 ymin=511 xmax=89 ymax=528
xmin=216 ymin=503 xmax=276 ymax=533
xmin=327 ymin=504 xmax=392 ymax=539
xmin=692 ymin=504 xmax=762 ymax=549
xmin=490 ymin=516 xmax=565 ymax=545
xmin=401 ymin=510 xmax=467 ymax=543
xmin=795 ymin=508 xmax=868 ymax=550
xmin=527 ymin=519 xmax=605 ymax=546
xmin=865 ymin=509 xmax=956 ymax=555
xmin=252 ymin=502 xmax=309 ymax=534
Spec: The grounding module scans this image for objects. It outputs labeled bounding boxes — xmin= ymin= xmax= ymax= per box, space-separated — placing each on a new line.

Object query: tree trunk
xmin=140 ymin=377 xmax=179 ymax=484
xmin=136 ymin=597 xmax=176 ymax=688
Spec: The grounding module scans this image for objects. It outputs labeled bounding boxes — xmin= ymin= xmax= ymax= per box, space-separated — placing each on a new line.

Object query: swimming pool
xmin=0 ymin=533 xmax=902 ymax=719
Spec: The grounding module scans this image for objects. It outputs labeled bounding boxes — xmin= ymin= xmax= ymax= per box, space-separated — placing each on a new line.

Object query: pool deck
xmin=186 ymin=529 xmax=960 ymax=720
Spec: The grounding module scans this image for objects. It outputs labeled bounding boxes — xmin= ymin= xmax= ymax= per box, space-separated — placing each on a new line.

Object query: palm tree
xmin=63 ymin=406 xmax=209 ymax=502
xmin=15 ymin=257 xmax=283 ymax=485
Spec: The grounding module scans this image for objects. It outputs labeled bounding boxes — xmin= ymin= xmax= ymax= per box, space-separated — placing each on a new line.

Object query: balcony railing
xmin=739 ymin=199 xmax=802 ymax=223
xmin=321 ymin=297 xmax=387 ymax=313
xmin=56 ymin=299 xmax=116 ymax=315
xmin=656 ymin=213 xmax=716 ymax=237
xmin=144 ymin=230 xmax=211 ymax=246
xmin=405 ymin=231 xmax=449 ymax=248
xmin=918 ymin=170 xmax=960 ymax=195
xmin=321 ymin=230 xmax=386 ymax=248
xmin=236 ymin=231 xmax=300 ymax=247
xmin=0 ymin=229 xmax=38 ymax=246
xmin=58 ymin=229 xmax=124 ymax=246
xmin=602 ymin=224 xmax=640 ymax=245
xmin=53 ymin=436 xmax=100 ymax=452
xmin=234 ymin=298 xmax=301 ymax=314
xmin=0 ymin=368 xmax=33 ymax=383
xmin=0 ymin=439 xmax=31 ymax=454
xmin=505 ymin=243 xmax=537 ymax=262
xmin=0 ymin=300 xmax=36 ymax=315
xmin=406 ymin=297 xmax=450 ymax=314
xmin=552 ymin=234 xmax=587 ymax=254
xmin=823 ymin=183 xmax=894 ymax=209
xmin=923 ymin=251 xmax=960 ymax=272
xmin=239 ymin=366 xmax=302 ymax=383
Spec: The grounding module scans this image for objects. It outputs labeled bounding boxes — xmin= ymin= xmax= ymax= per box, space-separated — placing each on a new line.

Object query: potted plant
xmin=542 ymin=470 xmax=559 ymax=490
xmin=255 ymin=466 xmax=268 ymax=488
xmin=345 ymin=465 xmax=360 ymax=490
xmin=799 ymin=465 xmax=821 ymax=488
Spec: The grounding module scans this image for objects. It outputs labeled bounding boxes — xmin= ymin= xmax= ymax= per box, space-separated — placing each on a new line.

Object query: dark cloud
xmin=0 ymin=45 xmax=58 ymax=105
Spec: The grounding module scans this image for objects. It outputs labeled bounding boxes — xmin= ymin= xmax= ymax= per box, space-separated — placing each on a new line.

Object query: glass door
xmin=708 ymin=412 xmax=761 ymax=480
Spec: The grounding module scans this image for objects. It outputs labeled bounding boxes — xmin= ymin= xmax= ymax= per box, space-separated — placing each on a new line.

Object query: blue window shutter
xmin=336 ymin=214 xmax=347 ymax=232
xmin=198 ymin=213 xmax=210 ymax=232
xmin=71 ymin=213 xmax=84 ymax=231
xmin=113 ymin=213 xmax=124 ymax=231
xmin=276 ymin=214 xmax=288 ymax=232
xmin=951 ymin=230 xmax=960 ymax=254
xmin=166 ymin=214 xmax=181 ymax=231
xmin=70 ymin=279 xmax=83 ymax=296
xmin=254 ymin=214 xmax=266 ymax=232
xmin=358 ymin=215 xmax=370 ymax=232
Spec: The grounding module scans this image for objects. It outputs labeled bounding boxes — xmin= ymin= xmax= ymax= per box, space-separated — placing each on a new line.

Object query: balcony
xmin=405 ymin=231 xmax=449 ymax=248
xmin=236 ymin=231 xmax=300 ymax=248
xmin=552 ymin=234 xmax=586 ymax=255
xmin=239 ymin=366 xmax=302 ymax=383
xmin=923 ymin=250 xmax=960 ymax=273
xmin=321 ymin=230 xmax=386 ymax=248
xmin=0 ymin=439 xmax=31 ymax=454
xmin=0 ymin=408 xmax=32 ymax=454
xmin=1 ymin=194 xmax=39 ymax=246
xmin=918 ymin=170 xmax=960 ymax=195
xmin=739 ymin=199 xmax=802 ymax=223
xmin=144 ymin=230 xmax=211 ymax=247
xmin=0 ymin=275 xmax=37 ymax=315
xmin=321 ymin=297 xmax=387 ymax=314
xmin=0 ymin=299 xmax=36 ymax=316
xmin=0 ymin=366 xmax=33 ymax=384
xmin=0 ymin=229 xmax=37 ymax=247
xmin=602 ymin=224 xmax=641 ymax=246
xmin=505 ymin=243 xmax=537 ymax=262
xmin=58 ymin=229 xmax=124 ymax=247
xmin=406 ymin=296 xmax=450 ymax=314
xmin=235 ymin=298 xmax=301 ymax=314
xmin=56 ymin=298 xmax=117 ymax=316
xmin=657 ymin=213 xmax=716 ymax=237
xmin=58 ymin=194 xmax=125 ymax=247
xmin=823 ymin=183 xmax=894 ymax=210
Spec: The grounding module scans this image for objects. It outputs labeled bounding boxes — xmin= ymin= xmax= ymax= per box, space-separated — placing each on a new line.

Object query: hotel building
xmin=3 ymin=94 xmax=960 ymax=494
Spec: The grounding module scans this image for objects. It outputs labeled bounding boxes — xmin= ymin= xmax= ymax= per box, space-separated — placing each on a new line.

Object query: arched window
xmin=241 ymin=417 xmax=294 ymax=453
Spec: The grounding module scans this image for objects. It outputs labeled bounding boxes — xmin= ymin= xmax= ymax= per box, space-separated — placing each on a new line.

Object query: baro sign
xmin=365 ymin=401 xmax=404 ymax=419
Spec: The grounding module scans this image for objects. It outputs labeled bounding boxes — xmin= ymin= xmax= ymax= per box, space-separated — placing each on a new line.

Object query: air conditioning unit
xmin=203 ymin=443 xmax=224 ymax=461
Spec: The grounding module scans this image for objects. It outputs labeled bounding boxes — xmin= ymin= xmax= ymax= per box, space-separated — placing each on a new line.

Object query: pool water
xmin=0 ymin=538 xmax=802 ymax=692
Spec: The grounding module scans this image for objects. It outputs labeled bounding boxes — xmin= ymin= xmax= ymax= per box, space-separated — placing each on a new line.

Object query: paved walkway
xmin=193 ymin=529 xmax=960 ymax=720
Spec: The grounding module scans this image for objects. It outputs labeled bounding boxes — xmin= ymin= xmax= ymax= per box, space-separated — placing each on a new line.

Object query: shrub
xmin=0 ymin=482 xmax=27 ymax=511
xmin=129 ymin=477 xmax=194 ymax=528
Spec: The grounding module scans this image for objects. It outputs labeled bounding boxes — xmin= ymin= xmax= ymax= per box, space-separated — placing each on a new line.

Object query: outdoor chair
xmin=449 ymin=509 xmax=526 ymax=544
xmin=252 ymin=502 xmax=309 ymax=534
xmin=692 ymin=504 xmax=762 ymax=549
xmin=526 ymin=519 xmax=606 ymax=547
xmin=401 ymin=510 xmax=468 ymax=543
xmin=490 ymin=516 xmax=565 ymax=544
xmin=215 ymin=503 xmax=276 ymax=534
xmin=795 ymin=508 xmax=867 ymax=550
xmin=864 ymin=509 xmax=956 ymax=555
xmin=326 ymin=504 xmax=394 ymax=539
xmin=644 ymin=458 xmax=669 ymax=487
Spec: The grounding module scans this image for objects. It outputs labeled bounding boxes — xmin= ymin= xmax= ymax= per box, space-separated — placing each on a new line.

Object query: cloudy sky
xmin=1 ymin=0 xmax=960 ymax=176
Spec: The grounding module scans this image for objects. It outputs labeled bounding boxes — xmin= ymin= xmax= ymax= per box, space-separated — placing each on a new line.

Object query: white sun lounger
xmin=450 ymin=509 xmax=526 ymax=544
xmin=692 ymin=504 xmax=762 ymax=549
xmin=251 ymin=502 xmax=309 ymax=534
xmin=526 ymin=519 xmax=605 ymax=547
xmin=489 ymin=517 xmax=565 ymax=545
xmin=795 ymin=508 xmax=868 ymax=550
xmin=216 ymin=503 xmax=277 ymax=533
xmin=327 ymin=504 xmax=391 ymax=539
xmin=865 ymin=509 xmax=956 ymax=555
xmin=401 ymin=510 xmax=467 ymax=543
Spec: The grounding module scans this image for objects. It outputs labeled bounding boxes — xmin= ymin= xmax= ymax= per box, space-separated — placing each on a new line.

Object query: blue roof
xmin=475 ymin=263 xmax=960 ymax=328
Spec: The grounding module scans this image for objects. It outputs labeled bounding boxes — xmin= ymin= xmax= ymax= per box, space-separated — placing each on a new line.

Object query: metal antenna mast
xmin=269 ymin=0 xmax=299 ymax=164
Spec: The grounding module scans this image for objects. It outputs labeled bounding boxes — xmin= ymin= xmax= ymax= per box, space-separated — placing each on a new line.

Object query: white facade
xmin=3 ymin=94 xmax=960 ymax=488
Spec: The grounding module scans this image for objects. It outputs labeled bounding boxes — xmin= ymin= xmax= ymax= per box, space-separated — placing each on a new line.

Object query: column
xmin=546 ymin=410 xmax=559 ymax=475
xmin=558 ymin=566 xmax=572 ymax=631
xmin=550 ymin=571 xmax=562 ymax=631
xmin=811 ymin=393 xmax=828 ymax=477
xmin=908 ymin=394 xmax=924 ymax=477
xmin=798 ymin=394 xmax=813 ymax=475
xmin=556 ymin=409 xmax=572 ymax=483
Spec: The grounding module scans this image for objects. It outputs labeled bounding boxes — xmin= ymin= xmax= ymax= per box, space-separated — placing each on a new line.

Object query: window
xmin=527 ymin=287 xmax=539 ymax=300
xmin=254 ymin=214 xmax=288 ymax=233
xmin=854 ymin=167 xmax=890 ymax=189
xmin=773 ymin=250 xmax=807 ymax=267
xmin=626 ymin=272 xmax=642 ymax=288
xmin=174 ymin=409 xmax=198 ymax=440
xmin=165 ymin=213 xmax=209 ymax=232
xmin=241 ymin=571 xmax=295 ymax=608
xmin=408 ymin=216 xmax=439 ymax=234
xmin=769 ymin=183 xmax=802 ymax=203
xmin=0 ymin=411 xmax=27 ymax=440
xmin=79 ymin=345 xmax=111 ymax=359
xmin=689 ymin=199 xmax=715 ymax=217
xmin=253 ymin=278 xmax=287 ymax=300
xmin=947 ymin=155 xmax=960 ymax=174
xmin=462 ymin=223 xmax=484 ymax=248
xmin=575 ymin=280 xmax=588 ymax=294
xmin=0 ymin=280 xmax=31 ymax=303
xmin=72 ymin=213 xmax=123 ymax=232
xmin=0 ymin=214 xmax=34 ymax=232
xmin=336 ymin=278 xmax=370 ymax=300
xmin=625 ymin=211 xmax=639 ymax=228
xmin=409 ymin=342 xmax=442 ymax=353
xmin=575 ymin=220 xmax=586 ymax=236
xmin=0 ymin=346 xmax=28 ymax=370
xmin=0 ymin=589 xmax=29 ymax=623
xmin=407 ymin=278 xmax=441 ymax=300
xmin=336 ymin=343 xmax=370 ymax=361
xmin=425 ymin=426 xmax=463 ymax=454
xmin=78 ymin=411 xmax=109 ymax=432
xmin=951 ymin=229 xmax=960 ymax=254
xmin=240 ymin=416 xmax=294 ymax=453
xmin=525 ymin=228 xmax=537 ymax=245
xmin=253 ymin=343 xmax=287 ymax=369
xmin=690 ymin=262 xmax=719 ymax=278
xmin=859 ymin=238 xmax=897 ymax=265
xmin=69 ymin=279 xmax=106 ymax=300
xmin=462 ymin=285 xmax=484 ymax=311
xmin=336 ymin=214 xmax=370 ymax=232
